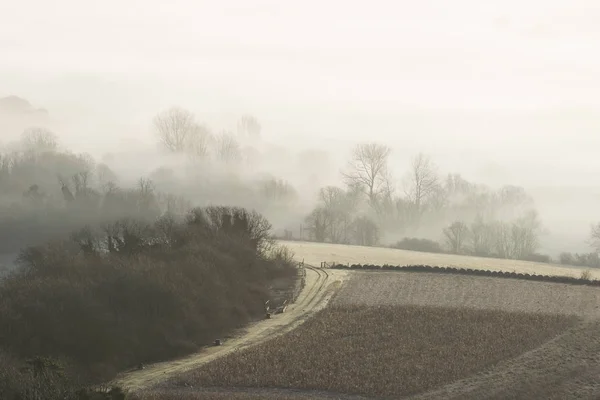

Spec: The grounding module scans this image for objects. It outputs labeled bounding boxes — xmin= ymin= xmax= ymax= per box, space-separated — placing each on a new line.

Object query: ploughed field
xmin=279 ymin=240 xmax=600 ymax=279
xmin=143 ymin=269 xmax=600 ymax=399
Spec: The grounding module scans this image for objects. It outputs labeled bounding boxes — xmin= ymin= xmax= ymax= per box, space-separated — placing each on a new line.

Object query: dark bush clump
xmin=0 ymin=206 xmax=297 ymax=389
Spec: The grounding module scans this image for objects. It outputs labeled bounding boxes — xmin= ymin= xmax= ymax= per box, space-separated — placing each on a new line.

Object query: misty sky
xmin=1 ymin=0 xmax=600 ymax=252
xmin=1 ymin=1 xmax=599 ymax=184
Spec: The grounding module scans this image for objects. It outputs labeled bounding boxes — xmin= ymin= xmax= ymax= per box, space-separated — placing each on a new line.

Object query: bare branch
xmin=404 ymin=153 xmax=439 ymax=214
xmin=342 ymin=143 xmax=391 ymax=205
xmin=153 ymin=107 xmax=197 ymax=153
xmin=215 ymin=131 xmax=241 ymax=164
xmin=237 ymin=115 xmax=261 ymax=140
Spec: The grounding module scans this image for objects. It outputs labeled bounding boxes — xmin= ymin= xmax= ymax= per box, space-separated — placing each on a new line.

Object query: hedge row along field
xmin=326 ymin=263 xmax=600 ymax=286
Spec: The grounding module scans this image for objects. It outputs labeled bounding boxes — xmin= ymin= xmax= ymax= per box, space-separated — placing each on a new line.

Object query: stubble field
xmin=137 ymin=267 xmax=600 ymax=400
xmin=168 ymin=305 xmax=575 ymax=399
xmin=130 ymin=241 xmax=600 ymax=400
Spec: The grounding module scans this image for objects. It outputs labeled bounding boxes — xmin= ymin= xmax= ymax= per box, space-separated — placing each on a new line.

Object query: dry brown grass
xmin=171 ymin=305 xmax=576 ymax=399
xmin=335 ymin=271 xmax=600 ymax=318
xmin=279 ymin=240 xmax=600 ymax=279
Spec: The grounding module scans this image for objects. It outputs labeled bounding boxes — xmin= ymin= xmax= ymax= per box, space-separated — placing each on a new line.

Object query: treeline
xmin=300 ymin=142 xmax=600 ymax=267
xmin=0 ymin=205 xmax=296 ymax=399
xmin=303 ymin=143 xmax=544 ymax=259
xmin=0 ymin=126 xmax=300 ymax=254
xmin=0 ymin=125 xmax=303 ymax=398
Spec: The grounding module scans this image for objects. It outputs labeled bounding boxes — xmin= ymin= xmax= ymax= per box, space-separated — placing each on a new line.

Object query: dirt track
xmin=110 ymin=266 xmax=347 ymax=392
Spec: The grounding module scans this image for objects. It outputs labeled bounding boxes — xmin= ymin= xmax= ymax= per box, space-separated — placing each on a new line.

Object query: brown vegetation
xmin=133 ymin=388 xmax=357 ymax=400
xmin=0 ymin=206 xmax=297 ymax=399
xmin=173 ymin=305 xmax=575 ymax=399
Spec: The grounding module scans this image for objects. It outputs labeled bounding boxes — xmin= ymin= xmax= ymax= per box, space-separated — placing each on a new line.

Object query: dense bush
xmin=0 ymin=206 xmax=297 ymax=393
xmin=559 ymin=252 xmax=600 ymax=268
xmin=0 ymin=352 xmax=83 ymax=400
xmin=518 ymin=253 xmax=552 ymax=263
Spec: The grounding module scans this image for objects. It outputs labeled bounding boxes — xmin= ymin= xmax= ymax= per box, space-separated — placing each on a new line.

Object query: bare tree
xmin=260 ymin=178 xmax=297 ymax=203
xmin=215 ymin=132 xmax=241 ymax=164
xmin=153 ymin=107 xmax=197 ymax=152
xmin=304 ymin=207 xmax=329 ymax=242
xmin=405 ymin=153 xmax=439 ymax=215
xmin=443 ymin=221 xmax=469 ymax=254
xmin=187 ymin=123 xmax=213 ymax=159
xmin=470 ymin=215 xmax=494 ymax=256
xmin=591 ymin=222 xmax=600 ymax=253
xmin=237 ymin=115 xmax=261 ymax=140
xmin=342 ymin=143 xmax=391 ymax=205
xmin=20 ymin=127 xmax=58 ymax=152
xmin=352 ymin=215 xmax=380 ymax=246
xmin=492 ymin=221 xmax=512 ymax=258
xmin=57 ymin=174 xmax=74 ymax=203
xmin=96 ymin=163 xmax=118 ymax=189
xmin=510 ymin=210 xmax=541 ymax=259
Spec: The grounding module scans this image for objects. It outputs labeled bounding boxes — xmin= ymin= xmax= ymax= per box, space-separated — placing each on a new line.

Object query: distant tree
xmin=215 ymin=132 xmax=242 ymax=163
xmin=404 ymin=153 xmax=439 ymax=217
xmin=445 ymin=173 xmax=473 ymax=197
xmin=470 ymin=215 xmax=494 ymax=256
xmin=96 ymin=163 xmax=119 ymax=189
xmin=153 ymin=107 xmax=199 ymax=153
xmin=342 ymin=143 xmax=391 ymax=205
xmin=352 ymin=215 xmax=380 ymax=246
xmin=590 ymin=222 xmax=600 ymax=253
xmin=443 ymin=221 xmax=469 ymax=254
xmin=187 ymin=123 xmax=213 ymax=159
xmin=259 ymin=178 xmax=297 ymax=203
xmin=510 ymin=210 xmax=541 ymax=259
xmin=559 ymin=252 xmax=575 ymax=265
xmin=237 ymin=115 xmax=261 ymax=140
xmin=20 ymin=127 xmax=58 ymax=152
xmin=318 ymin=186 xmax=351 ymax=243
xmin=304 ymin=207 xmax=329 ymax=242
xmin=492 ymin=221 xmax=512 ymax=258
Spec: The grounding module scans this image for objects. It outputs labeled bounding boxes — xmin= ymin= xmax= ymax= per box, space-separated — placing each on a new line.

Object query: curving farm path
xmin=109 ymin=265 xmax=347 ymax=393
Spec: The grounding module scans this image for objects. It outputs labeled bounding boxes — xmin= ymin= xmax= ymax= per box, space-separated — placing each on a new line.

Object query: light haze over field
xmin=1 ymin=0 xmax=599 ymax=252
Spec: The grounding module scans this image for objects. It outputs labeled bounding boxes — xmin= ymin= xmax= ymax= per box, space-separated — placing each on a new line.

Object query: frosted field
xmin=280 ymin=240 xmax=600 ymax=279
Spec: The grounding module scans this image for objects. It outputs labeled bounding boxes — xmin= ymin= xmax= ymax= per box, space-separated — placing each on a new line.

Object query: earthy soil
xmin=334 ymin=271 xmax=600 ymax=317
xmin=133 ymin=243 xmax=600 ymax=400
xmin=169 ymin=305 xmax=575 ymax=399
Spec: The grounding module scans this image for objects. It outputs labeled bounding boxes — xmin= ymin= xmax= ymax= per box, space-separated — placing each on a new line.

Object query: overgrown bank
xmin=0 ymin=206 xmax=297 ymax=399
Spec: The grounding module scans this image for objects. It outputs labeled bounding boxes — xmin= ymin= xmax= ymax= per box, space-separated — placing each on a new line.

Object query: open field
xmin=279 ymin=240 xmax=600 ymax=279
xmin=167 ymin=305 xmax=576 ymax=399
xmin=145 ymin=268 xmax=600 ymax=400
xmin=335 ymin=271 xmax=600 ymax=317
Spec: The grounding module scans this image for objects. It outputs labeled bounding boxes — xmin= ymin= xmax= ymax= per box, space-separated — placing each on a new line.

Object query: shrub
xmin=581 ymin=270 xmax=592 ymax=280
xmin=0 ymin=206 xmax=297 ymax=386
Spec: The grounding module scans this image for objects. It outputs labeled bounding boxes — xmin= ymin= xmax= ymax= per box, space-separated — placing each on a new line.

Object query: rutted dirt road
xmin=110 ymin=266 xmax=347 ymax=392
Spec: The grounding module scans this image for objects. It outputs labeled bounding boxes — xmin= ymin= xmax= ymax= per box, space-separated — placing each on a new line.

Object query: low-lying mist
xmin=1 ymin=99 xmax=599 ymax=269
